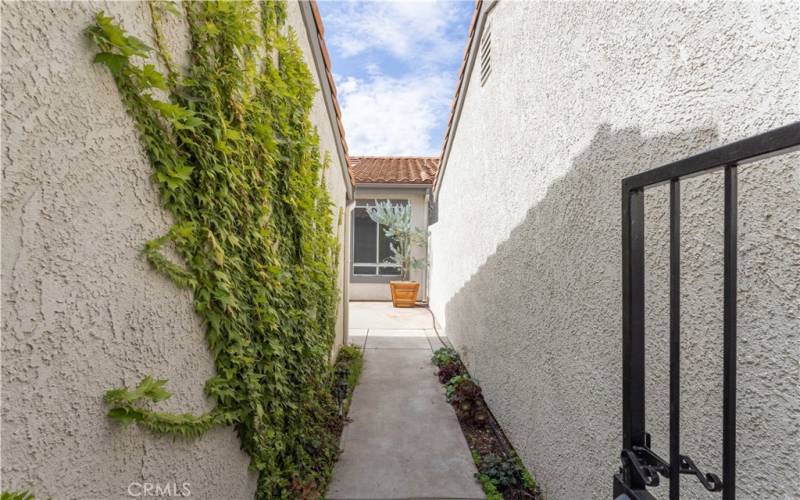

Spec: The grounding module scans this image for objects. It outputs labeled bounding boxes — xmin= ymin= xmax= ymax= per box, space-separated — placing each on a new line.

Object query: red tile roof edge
xmin=352 ymin=155 xmax=439 ymax=159
xmin=349 ymin=156 xmax=440 ymax=185
xmin=310 ymin=0 xmax=324 ymax=35
xmin=309 ymin=0 xmax=354 ymax=186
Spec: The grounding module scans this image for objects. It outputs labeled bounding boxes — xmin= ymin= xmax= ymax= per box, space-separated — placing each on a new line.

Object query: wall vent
xmin=480 ymin=23 xmax=491 ymax=86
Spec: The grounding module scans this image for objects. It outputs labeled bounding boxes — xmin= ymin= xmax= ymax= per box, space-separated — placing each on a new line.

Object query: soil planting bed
xmin=432 ymin=347 xmax=542 ymax=500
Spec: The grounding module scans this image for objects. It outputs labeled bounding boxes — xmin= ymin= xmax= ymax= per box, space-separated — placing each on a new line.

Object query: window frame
xmin=350 ymin=199 xmax=407 ymax=283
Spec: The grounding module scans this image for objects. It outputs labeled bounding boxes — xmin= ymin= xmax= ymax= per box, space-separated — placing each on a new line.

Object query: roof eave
xmin=434 ymin=0 xmax=498 ymax=201
xmin=354 ymin=182 xmax=433 ymax=189
xmin=300 ymin=1 xmax=354 ymax=200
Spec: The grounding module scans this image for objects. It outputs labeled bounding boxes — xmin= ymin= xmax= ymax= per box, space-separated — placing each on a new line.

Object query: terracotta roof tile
xmin=337 ymin=117 xmax=347 ymax=141
xmin=319 ymin=33 xmax=333 ymax=71
xmin=309 ymin=1 xmax=353 ymax=184
xmin=349 ymin=157 xmax=439 ymax=185
xmin=326 ymin=67 xmax=337 ymax=97
xmin=310 ymin=1 xmax=324 ymax=35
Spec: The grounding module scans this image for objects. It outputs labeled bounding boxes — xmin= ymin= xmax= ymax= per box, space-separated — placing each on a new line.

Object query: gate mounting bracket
xmin=619 ymin=435 xmax=722 ymax=494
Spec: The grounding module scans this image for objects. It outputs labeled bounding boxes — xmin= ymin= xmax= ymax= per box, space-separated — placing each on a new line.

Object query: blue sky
xmin=317 ymin=0 xmax=475 ymax=156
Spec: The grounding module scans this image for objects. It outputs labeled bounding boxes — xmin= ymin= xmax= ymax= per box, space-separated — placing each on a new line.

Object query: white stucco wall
xmin=1 ymin=1 xmax=349 ymax=498
xmin=429 ymin=2 xmax=799 ymax=499
xmin=349 ymin=187 xmax=428 ymax=301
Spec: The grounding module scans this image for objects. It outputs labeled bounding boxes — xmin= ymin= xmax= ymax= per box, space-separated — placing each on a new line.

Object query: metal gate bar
xmin=669 ymin=178 xmax=680 ymax=500
xmin=613 ymin=121 xmax=800 ymax=500
xmin=722 ymin=164 xmax=737 ymax=500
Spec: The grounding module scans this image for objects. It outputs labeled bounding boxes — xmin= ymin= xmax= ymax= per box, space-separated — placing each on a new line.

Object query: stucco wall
xmin=349 ymin=187 xmax=428 ymax=301
xmin=429 ymin=1 xmax=799 ymax=499
xmin=1 ymin=1 xmax=348 ymax=498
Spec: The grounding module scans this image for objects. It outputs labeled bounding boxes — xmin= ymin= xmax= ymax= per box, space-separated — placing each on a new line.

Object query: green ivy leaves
xmin=90 ymin=2 xmax=343 ymax=497
xmin=89 ymin=12 xmax=151 ymax=57
xmin=88 ymin=11 xmax=151 ymax=76
xmin=105 ymin=375 xmax=171 ymax=406
xmin=104 ymin=375 xmax=237 ymax=438
xmin=93 ymin=52 xmax=129 ymax=76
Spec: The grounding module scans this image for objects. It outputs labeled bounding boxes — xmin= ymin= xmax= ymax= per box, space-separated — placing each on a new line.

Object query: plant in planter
xmin=432 ymin=347 xmax=540 ymax=499
xmin=366 ymin=201 xmax=426 ymax=307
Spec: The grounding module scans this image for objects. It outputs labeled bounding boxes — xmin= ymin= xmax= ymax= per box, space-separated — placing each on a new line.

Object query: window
xmin=352 ymin=199 xmax=406 ymax=277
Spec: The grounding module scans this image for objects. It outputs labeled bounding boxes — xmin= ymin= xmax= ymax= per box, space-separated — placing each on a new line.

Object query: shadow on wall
xmin=443 ymin=123 xmax=800 ymax=499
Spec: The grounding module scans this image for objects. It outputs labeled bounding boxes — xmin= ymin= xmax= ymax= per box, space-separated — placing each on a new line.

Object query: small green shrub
xmin=432 ymin=347 xmax=459 ymax=367
xmin=331 ymin=345 xmax=364 ymax=415
xmin=437 ymin=360 xmax=464 ymax=384
xmin=475 ymin=452 xmax=538 ymax=497
xmin=476 ymin=474 xmax=502 ymax=500
xmin=338 ymin=345 xmax=363 ymax=379
xmin=516 ymin=453 xmax=537 ymax=491
xmin=1 ymin=492 xmax=35 ymax=500
xmin=433 ymin=347 xmax=464 ymax=384
xmin=449 ymin=376 xmax=487 ymax=426
xmin=480 ymin=453 xmax=524 ymax=490
xmin=445 ymin=374 xmax=474 ymax=401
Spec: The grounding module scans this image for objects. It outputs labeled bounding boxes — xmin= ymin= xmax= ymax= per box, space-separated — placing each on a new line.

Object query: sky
xmin=317 ymin=0 xmax=475 ymax=157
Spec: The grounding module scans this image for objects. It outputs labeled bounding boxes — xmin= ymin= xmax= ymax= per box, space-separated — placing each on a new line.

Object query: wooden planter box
xmin=389 ymin=281 xmax=420 ymax=308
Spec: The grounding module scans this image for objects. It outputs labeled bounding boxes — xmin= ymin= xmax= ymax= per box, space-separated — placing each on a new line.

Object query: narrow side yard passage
xmin=327 ymin=302 xmax=484 ymax=500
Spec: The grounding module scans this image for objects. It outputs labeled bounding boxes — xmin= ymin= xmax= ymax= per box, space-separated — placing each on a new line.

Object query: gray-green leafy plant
xmin=366 ymin=201 xmax=426 ymax=281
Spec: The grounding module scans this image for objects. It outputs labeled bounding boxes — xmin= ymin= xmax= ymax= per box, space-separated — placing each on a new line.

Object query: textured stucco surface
xmin=1 ymin=1 xmax=348 ymax=498
xmin=349 ymin=187 xmax=428 ymax=301
xmin=429 ymin=2 xmax=799 ymax=499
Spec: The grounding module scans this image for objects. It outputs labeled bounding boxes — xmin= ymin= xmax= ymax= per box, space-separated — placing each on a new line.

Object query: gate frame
xmin=613 ymin=122 xmax=800 ymax=500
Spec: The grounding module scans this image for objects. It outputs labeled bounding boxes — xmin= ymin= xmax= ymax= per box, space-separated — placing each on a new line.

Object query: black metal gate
xmin=613 ymin=122 xmax=800 ymax=500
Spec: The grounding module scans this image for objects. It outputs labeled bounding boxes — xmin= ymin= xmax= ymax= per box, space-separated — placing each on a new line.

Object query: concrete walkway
xmin=327 ymin=302 xmax=484 ymax=500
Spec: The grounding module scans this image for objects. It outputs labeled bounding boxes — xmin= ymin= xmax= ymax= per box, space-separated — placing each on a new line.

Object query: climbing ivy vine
xmin=87 ymin=1 xmax=343 ymax=497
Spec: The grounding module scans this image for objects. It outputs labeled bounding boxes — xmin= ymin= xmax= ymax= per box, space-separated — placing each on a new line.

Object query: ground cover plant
xmin=433 ymin=347 xmax=464 ymax=383
xmin=432 ymin=348 xmax=541 ymax=500
xmin=87 ymin=2 xmax=353 ymax=497
xmin=330 ymin=346 xmax=364 ymax=419
xmin=0 ymin=492 xmax=35 ymax=500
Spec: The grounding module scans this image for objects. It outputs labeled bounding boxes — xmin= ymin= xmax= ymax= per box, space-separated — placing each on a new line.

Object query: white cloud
xmin=337 ymin=76 xmax=360 ymax=94
xmin=337 ymin=72 xmax=453 ymax=156
xmin=322 ymin=0 xmax=464 ymax=67
xmin=320 ymin=0 xmax=471 ymax=155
